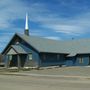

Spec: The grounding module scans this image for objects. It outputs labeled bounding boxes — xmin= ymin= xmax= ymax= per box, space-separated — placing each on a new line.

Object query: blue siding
xmin=66 ymin=55 xmax=90 ymax=66
xmin=65 ymin=57 xmax=76 ymax=66
xmin=75 ymin=55 xmax=89 ymax=66
xmin=40 ymin=53 xmax=66 ymax=67
xmin=21 ymin=41 xmax=40 ymax=67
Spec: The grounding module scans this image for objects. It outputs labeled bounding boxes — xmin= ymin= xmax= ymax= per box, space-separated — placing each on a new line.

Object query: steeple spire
xmin=24 ymin=13 xmax=29 ymax=36
xmin=25 ymin=13 xmax=28 ymax=30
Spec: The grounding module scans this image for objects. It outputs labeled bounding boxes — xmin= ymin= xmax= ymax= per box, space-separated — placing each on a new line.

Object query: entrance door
xmin=19 ymin=54 xmax=27 ymax=67
xmin=9 ymin=55 xmax=18 ymax=67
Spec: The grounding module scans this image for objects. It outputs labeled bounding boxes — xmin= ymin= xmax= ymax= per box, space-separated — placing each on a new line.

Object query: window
xmin=8 ymin=55 xmax=12 ymax=61
xmin=79 ymin=57 xmax=83 ymax=64
xmin=28 ymin=54 xmax=32 ymax=60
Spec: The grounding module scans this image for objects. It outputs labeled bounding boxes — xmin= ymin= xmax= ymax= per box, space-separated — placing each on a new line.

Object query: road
xmin=0 ymin=75 xmax=90 ymax=90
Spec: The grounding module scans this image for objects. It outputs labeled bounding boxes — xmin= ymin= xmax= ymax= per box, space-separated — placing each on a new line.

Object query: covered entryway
xmin=6 ymin=43 xmax=31 ymax=69
xmin=8 ymin=54 xmax=27 ymax=67
xmin=9 ymin=55 xmax=18 ymax=67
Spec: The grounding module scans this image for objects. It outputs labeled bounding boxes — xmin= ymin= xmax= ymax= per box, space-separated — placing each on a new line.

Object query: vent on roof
xmin=16 ymin=41 xmax=19 ymax=45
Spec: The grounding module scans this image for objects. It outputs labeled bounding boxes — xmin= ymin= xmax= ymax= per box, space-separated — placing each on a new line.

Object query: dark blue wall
xmin=20 ymin=39 xmax=40 ymax=67
xmin=65 ymin=57 xmax=76 ymax=66
xmin=39 ymin=53 xmax=66 ymax=67
xmin=66 ymin=54 xmax=90 ymax=66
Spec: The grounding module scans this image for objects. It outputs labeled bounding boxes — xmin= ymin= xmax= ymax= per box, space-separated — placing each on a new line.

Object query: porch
xmin=5 ymin=44 xmax=32 ymax=69
xmin=7 ymin=54 xmax=28 ymax=69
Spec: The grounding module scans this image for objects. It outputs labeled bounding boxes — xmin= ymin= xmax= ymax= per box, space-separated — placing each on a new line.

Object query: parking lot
xmin=0 ymin=74 xmax=90 ymax=90
xmin=0 ymin=66 xmax=90 ymax=90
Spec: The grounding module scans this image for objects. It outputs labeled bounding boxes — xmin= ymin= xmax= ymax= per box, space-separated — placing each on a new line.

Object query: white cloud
xmin=0 ymin=0 xmax=48 ymax=29
xmin=42 ymin=24 xmax=83 ymax=35
xmin=44 ymin=36 xmax=61 ymax=40
xmin=33 ymin=11 xmax=90 ymax=36
xmin=0 ymin=0 xmax=90 ymax=36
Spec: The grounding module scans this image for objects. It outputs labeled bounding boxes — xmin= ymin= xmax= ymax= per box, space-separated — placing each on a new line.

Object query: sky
xmin=0 ymin=0 xmax=90 ymax=52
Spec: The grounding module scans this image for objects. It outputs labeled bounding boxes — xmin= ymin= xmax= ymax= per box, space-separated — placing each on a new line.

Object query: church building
xmin=2 ymin=14 xmax=90 ymax=68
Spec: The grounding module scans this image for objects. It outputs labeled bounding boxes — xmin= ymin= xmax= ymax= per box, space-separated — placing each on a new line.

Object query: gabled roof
xmin=6 ymin=43 xmax=31 ymax=55
xmin=17 ymin=33 xmax=69 ymax=54
xmin=11 ymin=44 xmax=30 ymax=54
xmin=2 ymin=33 xmax=90 ymax=56
xmin=17 ymin=33 xmax=90 ymax=56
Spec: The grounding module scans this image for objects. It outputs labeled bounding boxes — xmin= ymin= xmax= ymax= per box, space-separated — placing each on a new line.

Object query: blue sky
xmin=1 ymin=0 xmax=90 ymax=52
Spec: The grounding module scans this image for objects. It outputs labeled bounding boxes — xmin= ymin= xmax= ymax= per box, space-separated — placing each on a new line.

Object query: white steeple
xmin=25 ymin=13 xmax=29 ymax=30
xmin=24 ymin=13 xmax=29 ymax=36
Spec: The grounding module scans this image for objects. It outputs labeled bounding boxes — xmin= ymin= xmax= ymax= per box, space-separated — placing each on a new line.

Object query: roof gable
xmin=7 ymin=48 xmax=17 ymax=55
xmin=11 ymin=44 xmax=31 ymax=54
xmin=2 ymin=33 xmax=39 ymax=54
